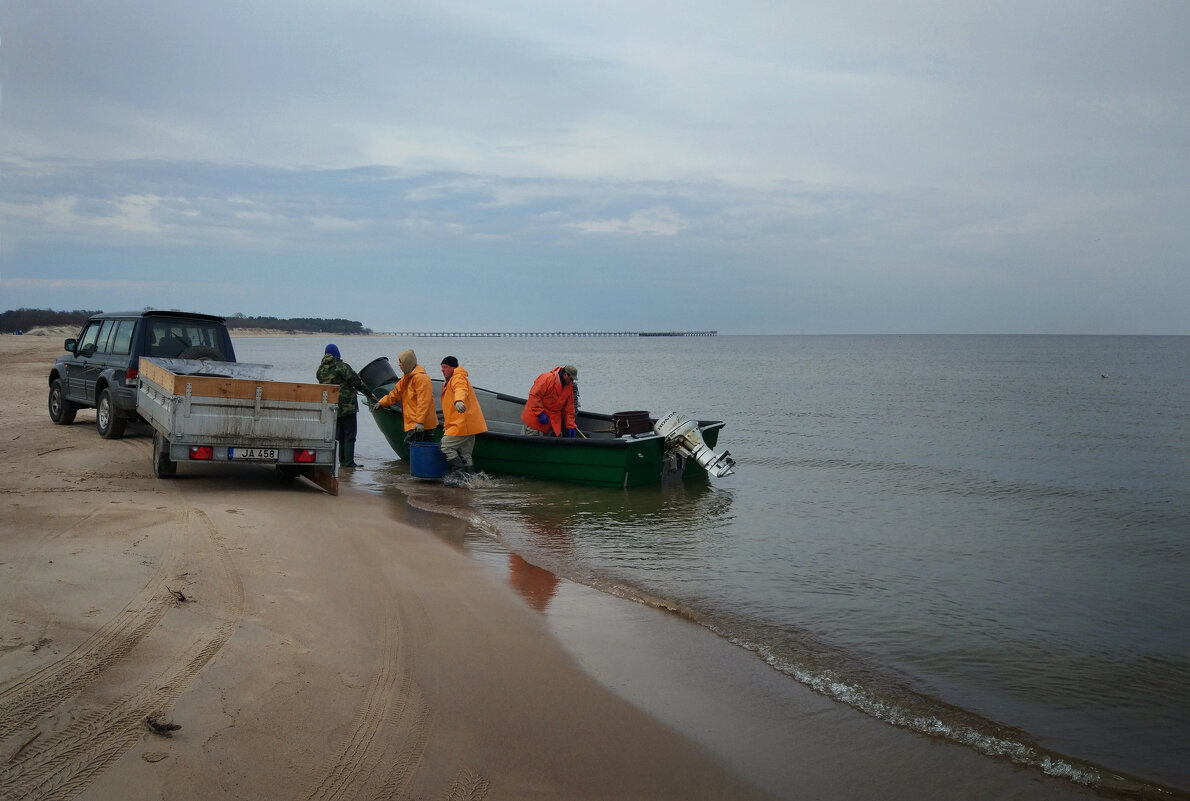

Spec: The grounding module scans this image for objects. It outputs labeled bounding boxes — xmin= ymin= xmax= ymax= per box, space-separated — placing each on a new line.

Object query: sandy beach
xmin=1 ymin=335 xmax=1113 ymax=801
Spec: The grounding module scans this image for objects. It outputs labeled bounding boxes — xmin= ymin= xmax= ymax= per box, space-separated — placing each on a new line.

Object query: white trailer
xmin=136 ymin=357 xmax=340 ymax=494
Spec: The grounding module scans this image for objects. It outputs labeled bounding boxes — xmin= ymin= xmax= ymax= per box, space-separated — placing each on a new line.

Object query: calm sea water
xmin=236 ymin=334 xmax=1190 ymax=795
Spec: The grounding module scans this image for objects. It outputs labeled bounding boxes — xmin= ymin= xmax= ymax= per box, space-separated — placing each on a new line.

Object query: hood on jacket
xmin=398 ymin=349 xmax=418 ymax=374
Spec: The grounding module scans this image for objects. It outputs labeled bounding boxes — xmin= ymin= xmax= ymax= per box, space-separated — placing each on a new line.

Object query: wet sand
xmin=1 ymin=335 xmax=1109 ymax=800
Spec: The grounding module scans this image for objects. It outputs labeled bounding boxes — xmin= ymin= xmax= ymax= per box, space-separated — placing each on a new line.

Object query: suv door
xmin=68 ymin=321 xmax=105 ymax=401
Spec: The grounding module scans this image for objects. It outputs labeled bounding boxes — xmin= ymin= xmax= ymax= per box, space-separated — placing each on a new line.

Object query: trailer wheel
xmin=153 ymin=430 xmax=177 ymax=478
xmin=97 ymin=388 xmax=127 ymax=439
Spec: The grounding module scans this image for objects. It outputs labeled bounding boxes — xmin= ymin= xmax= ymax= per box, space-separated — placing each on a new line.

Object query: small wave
xmin=570 ymin=578 xmax=1188 ymax=798
xmin=784 ymin=456 xmax=1112 ymax=503
xmin=719 ymin=631 xmax=1183 ymax=797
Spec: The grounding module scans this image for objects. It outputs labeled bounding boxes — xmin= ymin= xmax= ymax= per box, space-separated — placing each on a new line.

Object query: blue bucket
xmin=409 ymin=441 xmax=449 ymax=479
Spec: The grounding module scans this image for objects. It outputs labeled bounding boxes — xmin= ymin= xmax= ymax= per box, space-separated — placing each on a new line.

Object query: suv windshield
xmin=147 ymin=319 xmax=228 ymax=359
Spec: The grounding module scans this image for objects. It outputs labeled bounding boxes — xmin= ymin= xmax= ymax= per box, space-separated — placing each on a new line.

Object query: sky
xmin=1 ymin=0 xmax=1188 ymax=335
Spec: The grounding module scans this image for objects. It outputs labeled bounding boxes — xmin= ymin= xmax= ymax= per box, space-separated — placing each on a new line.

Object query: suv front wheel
xmin=97 ymin=388 xmax=128 ymax=439
xmin=49 ymin=379 xmax=78 ymax=425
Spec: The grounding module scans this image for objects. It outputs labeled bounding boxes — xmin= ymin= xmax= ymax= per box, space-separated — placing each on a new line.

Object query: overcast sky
xmin=2 ymin=0 xmax=1188 ymax=334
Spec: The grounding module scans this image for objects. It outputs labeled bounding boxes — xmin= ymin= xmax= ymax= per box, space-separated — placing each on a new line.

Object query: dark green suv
xmin=48 ymin=310 xmax=236 ymax=439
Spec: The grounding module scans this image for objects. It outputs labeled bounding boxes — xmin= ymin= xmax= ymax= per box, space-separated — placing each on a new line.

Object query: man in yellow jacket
xmin=438 ymin=356 xmax=487 ymax=480
xmin=376 ymin=349 xmax=439 ymax=443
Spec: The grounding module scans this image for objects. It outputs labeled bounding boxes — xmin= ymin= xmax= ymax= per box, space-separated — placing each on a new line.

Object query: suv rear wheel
xmin=97 ymin=388 xmax=127 ymax=439
xmin=49 ymin=379 xmax=78 ymax=425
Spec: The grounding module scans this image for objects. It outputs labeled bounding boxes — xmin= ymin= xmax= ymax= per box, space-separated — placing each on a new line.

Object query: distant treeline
xmin=0 ymin=308 xmax=101 ymax=333
xmin=1 ymin=308 xmax=371 ymax=335
xmin=227 ymin=314 xmax=371 ymax=335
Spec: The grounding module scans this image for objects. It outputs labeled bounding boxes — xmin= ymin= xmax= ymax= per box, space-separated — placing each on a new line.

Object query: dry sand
xmin=1 ymin=336 xmax=1112 ymax=801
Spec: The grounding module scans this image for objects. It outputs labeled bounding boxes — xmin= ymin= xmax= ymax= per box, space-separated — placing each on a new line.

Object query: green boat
xmin=360 ymin=358 xmax=735 ymax=488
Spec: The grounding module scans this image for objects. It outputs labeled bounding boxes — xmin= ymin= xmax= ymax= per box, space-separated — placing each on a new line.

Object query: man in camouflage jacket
xmin=316 ymin=343 xmax=369 ymax=467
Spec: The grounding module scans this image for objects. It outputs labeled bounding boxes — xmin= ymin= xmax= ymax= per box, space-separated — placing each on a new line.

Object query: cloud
xmin=3 ymin=276 xmax=243 ymax=296
xmin=0 ymin=193 xmax=165 ymax=236
xmin=570 ymin=208 xmax=686 ymax=236
xmin=1 ymin=1 xmax=1188 ymax=333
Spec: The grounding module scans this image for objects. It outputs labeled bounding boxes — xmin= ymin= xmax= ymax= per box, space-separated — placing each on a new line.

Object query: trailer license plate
xmin=230 ymin=447 xmax=278 ymax=461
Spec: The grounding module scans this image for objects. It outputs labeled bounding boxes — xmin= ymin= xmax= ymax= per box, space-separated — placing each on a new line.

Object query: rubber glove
xmin=415 ymin=423 xmax=425 ymax=433
xmin=364 ymin=396 xmax=376 ymax=408
xmin=455 ymin=401 xmax=466 ymax=413
xmin=537 ymin=412 xmax=550 ymax=425
xmin=566 ymin=428 xmax=579 ymax=437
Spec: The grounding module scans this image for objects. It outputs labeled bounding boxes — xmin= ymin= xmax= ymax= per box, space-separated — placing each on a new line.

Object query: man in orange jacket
xmin=377 ymin=349 xmax=439 ymax=443
xmin=520 ymin=365 xmax=579 ymax=437
xmin=439 ymin=355 xmax=487 ymax=479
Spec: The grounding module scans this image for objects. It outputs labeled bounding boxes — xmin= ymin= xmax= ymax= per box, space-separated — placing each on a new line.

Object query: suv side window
xmin=95 ymin=320 xmax=117 ymax=354
xmin=110 ymin=320 xmax=134 ymax=355
xmin=77 ymin=322 xmax=102 ymax=356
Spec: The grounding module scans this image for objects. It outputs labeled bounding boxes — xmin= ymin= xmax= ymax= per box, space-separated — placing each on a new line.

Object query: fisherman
xmin=376 ymin=348 xmax=438 ymax=443
xmin=438 ymin=356 xmax=487 ymax=482
xmin=316 ymin=343 xmax=371 ymax=467
xmin=520 ymin=365 xmax=580 ymax=437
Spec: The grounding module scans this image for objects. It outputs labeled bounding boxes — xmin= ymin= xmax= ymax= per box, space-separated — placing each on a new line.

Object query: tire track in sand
xmin=303 ymin=598 xmax=437 ymax=801
xmin=441 ymin=768 xmax=491 ymax=801
xmin=0 ymin=505 xmax=183 ymax=741
xmin=0 ymin=508 xmax=245 ymax=801
xmin=301 ymin=563 xmax=489 ymax=801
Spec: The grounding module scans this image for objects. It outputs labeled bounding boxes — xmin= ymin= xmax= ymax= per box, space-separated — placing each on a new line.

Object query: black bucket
xmin=612 ymin=410 xmax=653 ymax=437
xmin=359 ymin=357 xmax=399 ymax=393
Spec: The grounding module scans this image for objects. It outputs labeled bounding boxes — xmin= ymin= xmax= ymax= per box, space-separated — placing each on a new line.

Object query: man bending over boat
xmin=439 ymin=355 xmax=487 ymax=480
xmin=376 ymin=349 xmax=439 ymax=443
xmin=520 ymin=365 xmax=580 ymax=437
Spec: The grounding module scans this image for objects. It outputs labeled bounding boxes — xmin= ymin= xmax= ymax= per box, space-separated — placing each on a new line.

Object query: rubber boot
xmin=444 ymin=456 xmax=467 ymax=486
xmin=342 ymin=440 xmax=359 ymax=468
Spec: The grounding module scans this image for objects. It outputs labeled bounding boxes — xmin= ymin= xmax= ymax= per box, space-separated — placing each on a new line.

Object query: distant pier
xmin=376 ymin=330 xmax=717 ymax=338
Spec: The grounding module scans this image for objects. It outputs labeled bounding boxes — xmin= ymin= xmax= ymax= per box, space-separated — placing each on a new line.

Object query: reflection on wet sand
xmin=508 ymin=553 xmax=560 ymax=612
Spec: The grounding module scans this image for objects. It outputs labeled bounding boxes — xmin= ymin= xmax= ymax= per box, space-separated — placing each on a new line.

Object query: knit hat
xmin=440 ymin=356 xmax=459 ymax=367
xmin=398 ymin=349 xmax=418 ymax=374
xmin=562 ymin=364 xmax=578 ymax=379
xmin=324 ymin=344 xmax=340 ymax=358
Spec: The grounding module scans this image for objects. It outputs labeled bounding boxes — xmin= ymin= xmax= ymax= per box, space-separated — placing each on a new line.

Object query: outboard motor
xmin=653 ymin=411 xmax=736 ymax=478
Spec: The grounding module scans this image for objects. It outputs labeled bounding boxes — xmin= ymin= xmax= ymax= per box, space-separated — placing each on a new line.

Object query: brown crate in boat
xmin=612 ymin=410 xmax=652 ymax=436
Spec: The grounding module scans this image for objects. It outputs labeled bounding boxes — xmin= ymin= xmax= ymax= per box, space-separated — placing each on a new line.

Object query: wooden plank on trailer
xmin=139 ymin=358 xmax=339 ymax=404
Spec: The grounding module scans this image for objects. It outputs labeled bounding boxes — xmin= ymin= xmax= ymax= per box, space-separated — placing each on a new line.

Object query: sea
xmin=235 ymin=334 xmax=1189 ymax=797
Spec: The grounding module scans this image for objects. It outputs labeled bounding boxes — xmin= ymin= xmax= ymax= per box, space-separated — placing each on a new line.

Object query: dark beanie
xmin=441 ymin=356 xmax=459 ymax=367
xmin=325 ymin=344 xmax=340 ymax=358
